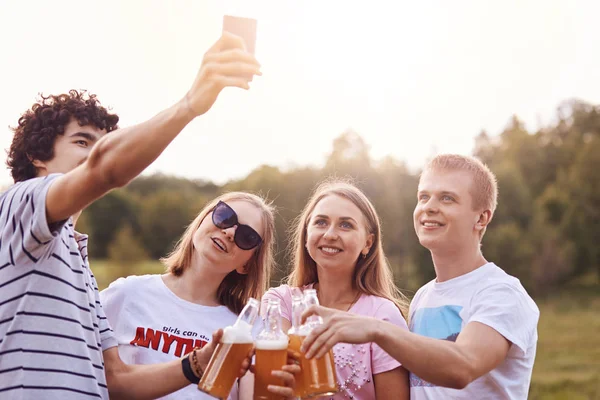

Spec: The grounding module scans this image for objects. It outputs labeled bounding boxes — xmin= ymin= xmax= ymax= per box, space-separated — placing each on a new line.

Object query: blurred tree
xmin=491 ymin=162 xmax=533 ymax=231
xmin=374 ymin=156 xmax=424 ymax=290
xmin=484 ymin=222 xmax=535 ymax=287
xmin=561 ymin=135 xmax=600 ymax=277
xmin=529 ymin=187 xmax=576 ymax=294
xmin=139 ymin=190 xmax=199 ymax=259
xmin=125 ymin=173 xmax=219 ymax=199
xmin=83 ymin=191 xmax=139 ymax=258
xmin=107 ymin=224 xmax=149 ymax=265
xmin=325 ymin=129 xmax=372 ymax=178
xmin=78 ymin=99 xmax=600 ymax=295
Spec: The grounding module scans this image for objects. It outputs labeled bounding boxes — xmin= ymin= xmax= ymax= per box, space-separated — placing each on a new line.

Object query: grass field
xmin=93 ymin=260 xmax=600 ymax=399
xmin=529 ymin=280 xmax=600 ymax=400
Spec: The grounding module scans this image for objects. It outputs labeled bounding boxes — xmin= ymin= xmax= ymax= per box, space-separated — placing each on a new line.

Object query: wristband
xmin=181 ymin=354 xmax=200 ymax=384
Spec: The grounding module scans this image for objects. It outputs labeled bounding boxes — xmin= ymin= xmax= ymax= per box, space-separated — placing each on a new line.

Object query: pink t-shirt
xmin=262 ymin=284 xmax=408 ymax=400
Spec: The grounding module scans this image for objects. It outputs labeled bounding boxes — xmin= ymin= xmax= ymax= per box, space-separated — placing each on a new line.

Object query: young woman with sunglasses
xmin=262 ymin=180 xmax=411 ymax=400
xmin=100 ymin=192 xmax=276 ymax=400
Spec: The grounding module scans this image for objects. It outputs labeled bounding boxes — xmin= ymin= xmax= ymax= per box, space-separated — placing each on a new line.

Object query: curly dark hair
xmin=6 ymin=89 xmax=120 ymax=182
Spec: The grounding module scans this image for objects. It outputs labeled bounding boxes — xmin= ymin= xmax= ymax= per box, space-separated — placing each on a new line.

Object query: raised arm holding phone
xmin=0 ymin=27 xmax=261 ymax=399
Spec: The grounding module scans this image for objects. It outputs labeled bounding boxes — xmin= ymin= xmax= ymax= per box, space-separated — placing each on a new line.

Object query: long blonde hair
xmin=162 ymin=192 xmax=276 ymax=314
xmin=287 ymin=180 xmax=409 ymax=317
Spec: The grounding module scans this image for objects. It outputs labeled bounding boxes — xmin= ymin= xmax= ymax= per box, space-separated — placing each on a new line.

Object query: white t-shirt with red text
xmin=100 ymin=274 xmax=239 ymax=400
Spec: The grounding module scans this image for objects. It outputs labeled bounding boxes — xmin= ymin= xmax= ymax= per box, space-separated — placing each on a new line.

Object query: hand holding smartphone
xmin=222 ymin=15 xmax=257 ymax=55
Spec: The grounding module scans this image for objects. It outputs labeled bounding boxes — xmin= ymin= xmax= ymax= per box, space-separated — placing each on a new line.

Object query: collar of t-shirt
xmin=156 ymin=275 xmax=232 ymax=313
xmin=431 ymin=262 xmax=495 ymax=292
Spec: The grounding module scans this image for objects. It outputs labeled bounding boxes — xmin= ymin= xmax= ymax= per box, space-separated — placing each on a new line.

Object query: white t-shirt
xmin=100 ymin=274 xmax=240 ymax=400
xmin=408 ymin=262 xmax=539 ymax=400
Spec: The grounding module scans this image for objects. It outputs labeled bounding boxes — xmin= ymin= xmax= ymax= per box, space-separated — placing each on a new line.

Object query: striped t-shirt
xmin=0 ymin=174 xmax=117 ymax=399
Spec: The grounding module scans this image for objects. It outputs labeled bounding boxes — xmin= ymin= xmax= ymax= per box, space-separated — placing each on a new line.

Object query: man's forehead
xmin=67 ymin=130 xmax=106 ymax=139
xmin=65 ymin=119 xmax=107 ymax=135
xmin=418 ymin=169 xmax=474 ymax=192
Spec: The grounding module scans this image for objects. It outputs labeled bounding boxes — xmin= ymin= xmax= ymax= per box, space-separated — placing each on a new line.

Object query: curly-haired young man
xmin=0 ymin=33 xmax=261 ymax=400
xmin=7 ymin=90 xmax=120 ymax=183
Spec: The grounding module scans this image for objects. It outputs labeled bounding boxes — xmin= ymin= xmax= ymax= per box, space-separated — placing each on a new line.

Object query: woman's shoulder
xmin=264 ymin=283 xmax=313 ymax=300
xmin=263 ymin=284 xmax=295 ymax=309
xmin=121 ymin=273 xmax=161 ymax=288
xmin=102 ymin=274 xmax=161 ymax=295
xmin=262 ymin=283 xmax=315 ymax=319
xmin=262 ymin=285 xmax=291 ymax=301
xmin=355 ymin=294 xmax=404 ymax=319
xmin=264 ymin=283 xmax=292 ymax=298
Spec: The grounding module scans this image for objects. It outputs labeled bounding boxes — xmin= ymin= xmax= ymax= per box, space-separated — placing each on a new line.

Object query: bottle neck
xmin=264 ymin=304 xmax=283 ymax=334
xmin=236 ymin=300 xmax=258 ymax=327
xmin=304 ymin=294 xmax=323 ymax=326
xmin=290 ymin=300 xmax=303 ymax=330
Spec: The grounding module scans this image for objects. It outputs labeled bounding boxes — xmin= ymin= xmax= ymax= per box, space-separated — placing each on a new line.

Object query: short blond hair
xmin=424 ymin=154 xmax=498 ymax=238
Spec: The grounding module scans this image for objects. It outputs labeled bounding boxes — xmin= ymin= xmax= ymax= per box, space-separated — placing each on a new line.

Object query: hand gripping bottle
xmin=198 ymin=298 xmax=259 ymax=399
xmin=254 ymin=298 xmax=289 ymax=400
xmin=287 ymin=292 xmax=311 ymax=398
xmin=301 ymin=289 xmax=338 ymax=397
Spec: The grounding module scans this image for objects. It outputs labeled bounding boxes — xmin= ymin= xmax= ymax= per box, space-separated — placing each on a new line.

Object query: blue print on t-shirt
xmin=409 ymin=305 xmax=463 ymax=387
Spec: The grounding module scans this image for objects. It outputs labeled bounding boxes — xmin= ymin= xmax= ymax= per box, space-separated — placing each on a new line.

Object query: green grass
xmin=529 ymin=282 xmax=600 ymax=400
xmin=91 ymin=260 xmax=600 ymax=399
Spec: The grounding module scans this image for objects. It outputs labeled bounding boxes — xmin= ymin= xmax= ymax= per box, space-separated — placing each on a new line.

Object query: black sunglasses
xmin=212 ymin=201 xmax=263 ymax=250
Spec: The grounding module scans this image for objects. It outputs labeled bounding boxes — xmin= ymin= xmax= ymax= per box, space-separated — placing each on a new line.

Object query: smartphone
xmin=222 ymin=15 xmax=257 ymax=54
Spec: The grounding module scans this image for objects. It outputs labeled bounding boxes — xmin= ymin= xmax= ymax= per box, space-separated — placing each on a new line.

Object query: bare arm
xmin=377 ymin=320 xmax=509 ymax=389
xmin=46 ymin=102 xmax=191 ymax=223
xmin=301 ymin=306 xmax=510 ymax=389
xmin=46 ymin=32 xmax=261 ymax=223
xmin=105 ymin=329 xmax=251 ymax=399
xmin=104 ymin=347 xmax=189 ymax=400
xmin=373 ymin=367 xmax=410 ymax=400
xmin=281 ymin=318 xmax=291 ymax=332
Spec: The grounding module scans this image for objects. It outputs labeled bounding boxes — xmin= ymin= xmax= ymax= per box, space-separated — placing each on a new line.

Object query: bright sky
xmin=1 ymin=0 xmax=598 ymax=187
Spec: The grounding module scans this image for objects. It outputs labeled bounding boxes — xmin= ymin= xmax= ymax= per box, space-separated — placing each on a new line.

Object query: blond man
xmin=301 ymin=154 xmax=540 ymax=399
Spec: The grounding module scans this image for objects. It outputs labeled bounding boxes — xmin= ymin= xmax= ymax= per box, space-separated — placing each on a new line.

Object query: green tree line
xmin=78 ymin=99 xmax=600 ymax=296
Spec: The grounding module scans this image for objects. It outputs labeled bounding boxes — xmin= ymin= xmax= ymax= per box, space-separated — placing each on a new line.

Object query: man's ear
xmin=29 ymin=154 xmax=46 ymax=171
xmin=475 ymin=210 xmax=493 ymax=232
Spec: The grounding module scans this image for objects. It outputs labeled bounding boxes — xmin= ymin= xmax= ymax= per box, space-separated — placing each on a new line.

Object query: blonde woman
xmin=263 ymin=180 xmax=410 ymax=399
xmin=101 ymin=192 xmax=275 ymax=400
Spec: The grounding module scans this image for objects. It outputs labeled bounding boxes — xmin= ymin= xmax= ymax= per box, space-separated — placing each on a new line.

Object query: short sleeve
xmin=261 ymin=285 xmax=292 ymax=323
xmin=371 ymin=300 xmax=408 ymax=374
xmin=99 ymin=277 xmax=129 ymax=349
xmin=408 ymin=284 xmax=429 ymax=325
xmin=468 ymin=283 xmax=540 ymax=355
xmin=2 ymin=175 xmax=66 ymax=263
